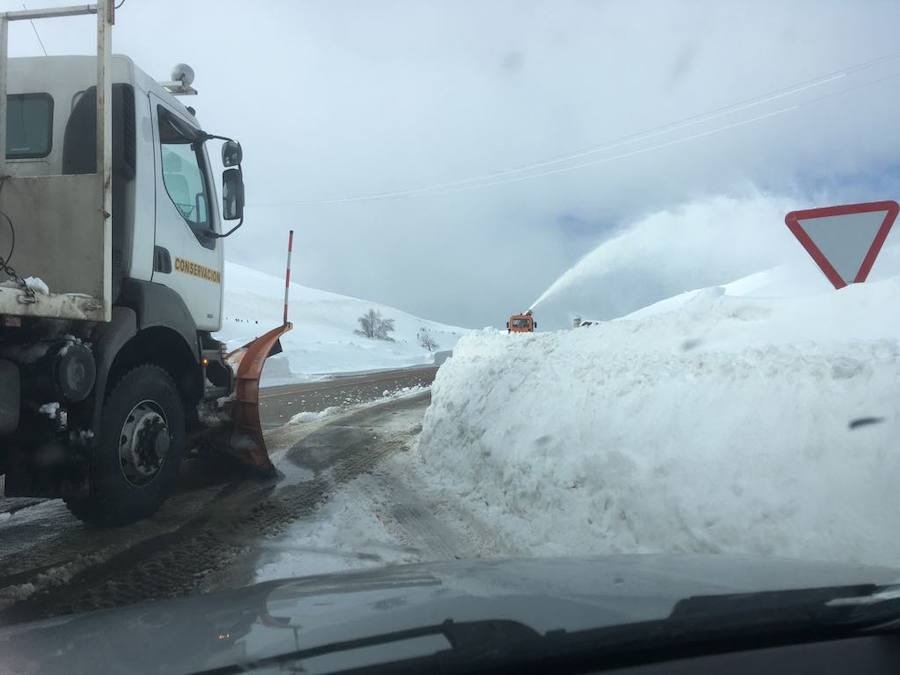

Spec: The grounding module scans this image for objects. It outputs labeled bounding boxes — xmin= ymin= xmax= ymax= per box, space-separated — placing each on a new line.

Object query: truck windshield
xmin=161 ymin=143 xmax=209 ymax=226
xmin=6 ymin=93 xmax=52 ymax=158
xmin=158 ymin=106 xmax=211 ymax=233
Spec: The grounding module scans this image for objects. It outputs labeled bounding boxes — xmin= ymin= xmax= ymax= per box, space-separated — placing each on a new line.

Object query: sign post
xmin=784 ymin=200 xmax=899 ymax=289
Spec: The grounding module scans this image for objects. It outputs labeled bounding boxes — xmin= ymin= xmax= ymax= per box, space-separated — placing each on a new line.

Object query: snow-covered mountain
xmin=418 ymin=261 xmax=900 ymax=567
xmin=216 ymin=262 xmax=466 ymax=384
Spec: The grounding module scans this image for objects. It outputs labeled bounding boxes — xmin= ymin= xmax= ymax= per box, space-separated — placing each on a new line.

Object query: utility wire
xmin=439 ymin=107 xmax=799 ymax=194
xmin=21 ymin=3 xmax=47 ymax=56
xmin=428 ymin=68 xmax=900 ymax=196
xmin=315 ymin=73 xmax=842 ymax=203
xmin=251 ymin=48 xmax=900 ymax=207
xmin=18 ymin=0 xmax=121 ymax=56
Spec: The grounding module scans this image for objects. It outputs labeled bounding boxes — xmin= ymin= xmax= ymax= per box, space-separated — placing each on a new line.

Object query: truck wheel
xmin=65 ymin=365 xmax=185 ymax=526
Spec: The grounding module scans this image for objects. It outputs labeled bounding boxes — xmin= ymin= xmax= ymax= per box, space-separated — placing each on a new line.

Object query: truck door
xmin=149 ymin=93 xmax=223 ymax=331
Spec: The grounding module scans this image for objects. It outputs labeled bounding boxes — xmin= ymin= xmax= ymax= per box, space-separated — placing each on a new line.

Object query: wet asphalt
xmin=258 ymin=365 xmax=439 ymax=430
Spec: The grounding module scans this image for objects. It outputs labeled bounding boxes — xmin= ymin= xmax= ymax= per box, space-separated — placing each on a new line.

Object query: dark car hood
xmin=1 ymin=554 xmax=898 ymax=674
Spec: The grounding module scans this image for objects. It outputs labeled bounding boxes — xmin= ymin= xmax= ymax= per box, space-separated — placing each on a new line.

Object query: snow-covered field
xmin=417 ymin=262 xmax=900 ymax=567
xmin=217 ymin=262 xmax=466 ymax=383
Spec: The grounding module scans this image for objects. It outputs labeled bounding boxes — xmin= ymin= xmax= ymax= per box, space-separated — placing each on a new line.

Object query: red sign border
xmin=784 ymin=200 xmax=899 ymax=289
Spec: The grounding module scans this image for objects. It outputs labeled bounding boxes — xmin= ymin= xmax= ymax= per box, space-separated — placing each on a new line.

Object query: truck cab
xmin=507 ymin=311 xmax=536 ymax=333
xmin=0 ymin=12 xmax=246 ymax=526
xmin=4 ymin=55 xmax=225 ymax=329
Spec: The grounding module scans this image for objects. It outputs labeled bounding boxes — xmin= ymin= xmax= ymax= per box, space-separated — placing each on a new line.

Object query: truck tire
xmin=65 ymin=365 xmax=185 ymax=526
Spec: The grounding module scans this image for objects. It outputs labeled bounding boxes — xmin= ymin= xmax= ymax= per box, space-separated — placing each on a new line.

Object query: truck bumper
xmin=0 ymin=358 xmax=20 ymax=434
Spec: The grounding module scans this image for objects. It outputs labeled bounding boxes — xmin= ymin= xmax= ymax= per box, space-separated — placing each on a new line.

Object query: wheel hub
xmin=119 ymin=400 xmax=170 ymax=486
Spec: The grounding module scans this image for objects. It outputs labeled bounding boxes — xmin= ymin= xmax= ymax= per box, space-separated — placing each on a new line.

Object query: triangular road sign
xmin=784 ymin=200 xmax=899 ymax=289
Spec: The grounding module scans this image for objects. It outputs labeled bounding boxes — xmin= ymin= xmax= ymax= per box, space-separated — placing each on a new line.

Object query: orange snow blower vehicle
xmin=507 ymin=309 xmax=536 ymax=333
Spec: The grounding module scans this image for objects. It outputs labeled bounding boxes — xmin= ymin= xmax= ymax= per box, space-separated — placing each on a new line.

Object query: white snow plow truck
xmin=0 ymin=2 xmax=290 ymax=525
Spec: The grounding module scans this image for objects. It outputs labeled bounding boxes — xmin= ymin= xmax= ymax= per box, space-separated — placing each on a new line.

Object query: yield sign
xmin=784 ymin=200 xmax=899 ymax=289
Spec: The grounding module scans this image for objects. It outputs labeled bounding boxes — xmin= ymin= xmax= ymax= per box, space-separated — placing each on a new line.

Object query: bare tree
xmin=377 ymin=316 xmax=396 ymax=340
xmin=355 ymin=309 xmax=396 ymax=341
xmin=355 ymin=309 xmax=378 ymax=338
xmin=418 ymin=327 xmax=439 ymax=352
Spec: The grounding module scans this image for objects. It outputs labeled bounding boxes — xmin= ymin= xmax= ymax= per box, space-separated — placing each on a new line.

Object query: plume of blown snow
xmin=532 ymin=193 xmax=814 ymax=328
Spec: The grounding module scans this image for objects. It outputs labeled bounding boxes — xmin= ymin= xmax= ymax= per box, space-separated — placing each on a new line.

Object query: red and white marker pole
xmin=283 ymin=229 xmax=294 ymax=326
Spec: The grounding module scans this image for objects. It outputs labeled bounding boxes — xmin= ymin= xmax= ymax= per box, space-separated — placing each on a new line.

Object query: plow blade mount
xmin=224 ymin=322 xmax=293 ymax=476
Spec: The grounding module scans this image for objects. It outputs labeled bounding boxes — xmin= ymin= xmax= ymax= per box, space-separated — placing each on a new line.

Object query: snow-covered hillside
xmin=417 ymin=265 xmax=900 ymax=567
xmin=216 ymin=262 xmax=466 ymax=383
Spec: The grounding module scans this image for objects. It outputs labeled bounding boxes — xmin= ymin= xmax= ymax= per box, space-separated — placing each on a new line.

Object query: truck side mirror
xmin=222 ymin=168 xmax=244 ymax=221
xmin=222 ymin=140 xmax=243 ymax=167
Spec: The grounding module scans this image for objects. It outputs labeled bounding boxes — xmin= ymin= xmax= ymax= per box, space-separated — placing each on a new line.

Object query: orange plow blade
xmin=223 ymin=322 xmax=293 ymax=476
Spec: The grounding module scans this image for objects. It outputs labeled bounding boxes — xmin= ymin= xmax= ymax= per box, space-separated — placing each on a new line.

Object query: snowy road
xmin=0 ymin=366 xmax=470 ymax=626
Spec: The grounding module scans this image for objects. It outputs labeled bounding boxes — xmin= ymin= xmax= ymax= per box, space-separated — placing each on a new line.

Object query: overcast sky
xmin=6 ymin=0 xmax=900 ymax=327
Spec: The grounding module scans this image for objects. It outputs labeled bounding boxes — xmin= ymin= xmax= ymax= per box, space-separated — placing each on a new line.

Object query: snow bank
xmin=418 ymin=273 xmax=900 ymax=567
xmin=217 ymin=262 xmax=466 ymax=383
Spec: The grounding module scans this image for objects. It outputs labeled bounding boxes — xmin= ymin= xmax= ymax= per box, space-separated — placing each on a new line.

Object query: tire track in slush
xmin=0 ymin=393 xmax=430 ymax=625
xmin=356 ymin=453 xmax=524 ymax=563
xmin=367 ymin=469 xmax=473 ymax=561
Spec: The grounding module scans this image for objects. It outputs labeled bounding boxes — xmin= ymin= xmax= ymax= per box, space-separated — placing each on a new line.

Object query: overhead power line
xmin=19 ymin=0 xmax=125 ymax=55
xmin=22 ymin=3 xmax=48 ymax=56
xmin=431 ymin=69 xmax=900 ymax=195
xmin=250 ymin=48 xmax=900 ymax=208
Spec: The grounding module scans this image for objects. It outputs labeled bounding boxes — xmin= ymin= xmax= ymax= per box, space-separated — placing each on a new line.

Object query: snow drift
xmin=216 ymin=262 xmax=466 ymax=383
xmin=418 ymin=269 xmax=900 ymax=567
